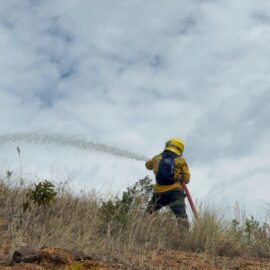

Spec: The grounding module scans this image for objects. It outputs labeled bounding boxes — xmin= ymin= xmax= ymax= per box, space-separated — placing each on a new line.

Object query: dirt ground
xmin=141 ymin=249 xmax=270 ymax=270
xmin=1 ymin=246 xmax=270 ymax=270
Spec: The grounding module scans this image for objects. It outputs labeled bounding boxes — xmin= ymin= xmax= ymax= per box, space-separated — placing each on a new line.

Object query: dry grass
xmin=0 ymin=176 xmax=270 ymax=268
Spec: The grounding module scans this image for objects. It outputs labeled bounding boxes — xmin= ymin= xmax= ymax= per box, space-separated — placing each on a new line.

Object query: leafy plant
xmin=23 ymin=180 xmax=57 ymax=212
xmin=6 ymin=170 xmax=13 ymax=180
xmin=99 ymin=176 xmax=153 ymax=230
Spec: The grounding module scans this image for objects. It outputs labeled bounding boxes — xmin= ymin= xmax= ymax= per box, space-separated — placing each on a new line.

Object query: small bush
xmin=98 ymin=176 xmax=153 ymax=231
xmin=244 ymin=216 xmax=270 ymax=257
xmin=22 ymin=180 xmax=57 ymax=212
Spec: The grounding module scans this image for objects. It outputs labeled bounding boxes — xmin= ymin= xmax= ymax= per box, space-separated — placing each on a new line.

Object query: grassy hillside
xmin=0 ymin=174 xmax=270 ymax=269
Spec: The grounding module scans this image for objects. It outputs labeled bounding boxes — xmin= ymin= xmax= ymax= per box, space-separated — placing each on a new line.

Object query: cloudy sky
xmin=0 ymin=0 xmax=270 ymax=217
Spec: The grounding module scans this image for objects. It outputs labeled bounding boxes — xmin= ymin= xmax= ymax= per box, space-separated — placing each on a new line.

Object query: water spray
xmin=0 ymin=133 xmax=148 ymax=161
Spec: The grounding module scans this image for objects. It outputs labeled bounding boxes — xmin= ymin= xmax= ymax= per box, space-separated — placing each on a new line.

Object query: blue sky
xmin=1 ymin=0 xmax=270 ymax=217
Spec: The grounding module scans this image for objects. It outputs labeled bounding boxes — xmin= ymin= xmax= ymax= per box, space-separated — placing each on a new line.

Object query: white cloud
xmin=0 ymin=0 xmax=270 ymax=216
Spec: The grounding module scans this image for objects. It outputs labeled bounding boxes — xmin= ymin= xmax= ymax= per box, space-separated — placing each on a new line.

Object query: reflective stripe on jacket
xmin=145 ymin=152 xmax=190 ymax=193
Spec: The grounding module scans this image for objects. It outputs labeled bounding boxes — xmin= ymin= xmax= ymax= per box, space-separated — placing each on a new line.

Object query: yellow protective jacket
xmin=145 ymin=152 xmax=190 ymax=193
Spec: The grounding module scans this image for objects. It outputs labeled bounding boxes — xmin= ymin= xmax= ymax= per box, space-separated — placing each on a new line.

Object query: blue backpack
xmin=156 ymin=153 xmax=176 ymax=185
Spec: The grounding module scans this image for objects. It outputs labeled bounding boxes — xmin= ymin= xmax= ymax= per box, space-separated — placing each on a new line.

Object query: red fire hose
xmin=181 ymin=181 xmax=198 ymax=220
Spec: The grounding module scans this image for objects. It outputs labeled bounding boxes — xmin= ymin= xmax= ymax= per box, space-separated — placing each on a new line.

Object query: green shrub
xmin=22 ymin=180 xmax=57 ymax=212
xmin=98 ymin=176 xmax=153 ymax=231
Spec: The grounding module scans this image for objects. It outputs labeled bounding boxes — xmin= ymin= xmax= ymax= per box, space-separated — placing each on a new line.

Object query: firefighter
xmin=145 ymin=138 xmax=190 ymax=228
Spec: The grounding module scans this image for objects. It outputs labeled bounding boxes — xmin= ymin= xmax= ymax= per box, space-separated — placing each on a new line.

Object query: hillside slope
xmin=1 ymin=246 xmax=270 ymax=269
xmin=1 ymin=178 xmax=270 ymax=269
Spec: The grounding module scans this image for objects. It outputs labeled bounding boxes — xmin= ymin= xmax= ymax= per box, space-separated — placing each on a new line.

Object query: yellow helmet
xmin=164 ymin=137 xmax=185 ymax=155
